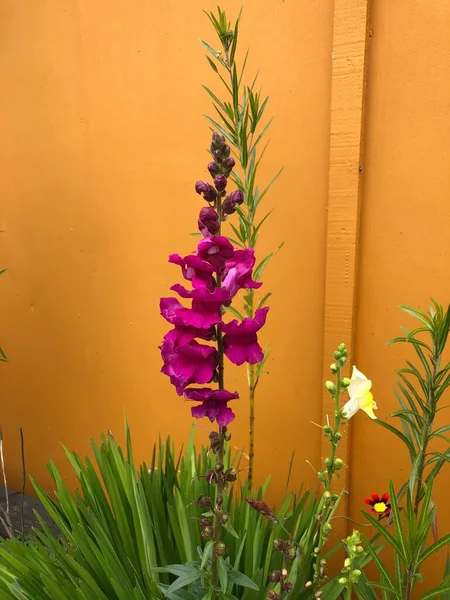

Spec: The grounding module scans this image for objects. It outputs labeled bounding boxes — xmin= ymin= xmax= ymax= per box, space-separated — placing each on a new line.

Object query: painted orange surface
xmin=0 ymin=0 xmax=449 ymax=592
xmin=351 ymin=0 xmax=450 ymax=589
xmin=0 ymin=0 xmax=331 ymax=498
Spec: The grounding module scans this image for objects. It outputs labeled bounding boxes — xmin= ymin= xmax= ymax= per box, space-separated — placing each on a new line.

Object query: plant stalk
xmin=413 ymin=344 xmax=439 ymax=516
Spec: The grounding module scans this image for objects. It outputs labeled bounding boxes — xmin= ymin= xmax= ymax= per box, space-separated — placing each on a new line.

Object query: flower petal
xmin=359 ymin=392 xmax=377 ymax=419
xmin=341 ymin=397 xmax=359 ymax=419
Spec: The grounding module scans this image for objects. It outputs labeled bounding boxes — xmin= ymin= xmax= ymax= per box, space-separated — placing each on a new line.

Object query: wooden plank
xmin=321 ymin=0 xmax=371 ymax=525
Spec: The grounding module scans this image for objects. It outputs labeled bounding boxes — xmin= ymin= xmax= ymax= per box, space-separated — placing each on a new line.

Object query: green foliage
xmin=201 ymin=4 xmax=283 ymax=489
xmin=365 ymin=300 xmax=450 ymax=598
xmin=0 ymin=424 xmax=318 ymax=599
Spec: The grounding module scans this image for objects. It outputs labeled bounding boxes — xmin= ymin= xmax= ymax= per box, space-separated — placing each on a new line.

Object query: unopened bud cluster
xmin=339 ymin=530 xmax=365 ymax=586
xmin=196 ymin=132 xmax=244 ymax=236
xmin=265 ymin=540 xmax=296 ymax=599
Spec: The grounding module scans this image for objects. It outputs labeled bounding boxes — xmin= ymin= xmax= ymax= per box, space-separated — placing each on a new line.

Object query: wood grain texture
xmin=321 ymin=0 xmax=371 ymax=522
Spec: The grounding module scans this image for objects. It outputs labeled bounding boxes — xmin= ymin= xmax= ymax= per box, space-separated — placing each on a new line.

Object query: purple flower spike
xmin=160 ymin=297 xmax=222 ymax=329
xmin=185 ymin=387 xmax=238 ymax=426
xmin=197 ymin=236 xmax=235 ymax=271
xmin=169 ymin=253 xmax=215 ymax=289
xmin=198 ymin=207 xmax=220 ymax=237
xmin=160 ymin=340 xmax=219 ymax=395
xmin=195 ymin=181 xmax=217 ymax=202
xmin=222 ymin=248 xmax=262 ymax=299
xmin=220 ymin=307 xmax=269 ymax=366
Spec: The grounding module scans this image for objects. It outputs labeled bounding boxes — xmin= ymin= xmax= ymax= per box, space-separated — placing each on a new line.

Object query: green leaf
xmin=225 ymin=306 xmax=244 ymax=320
xmin=228 ymin=570 xmax=258 ymax=591
xmin=164 ymin=570 xmax=202 ymax=596
xmin=224 ymin=522 xmax=239 ymax=539
xmin=257 ymin=293 xmax=271 ymax=310
xmin=409 ymin=451 xmax=423 ymax=498
xmin=206 ymin=56 xmax=219 ymax=73
xmin=420 ymin=582 xmax=450 ymax=600
xmin=217 ymin=557 xmax=228 ymax=594
xmin=418 ymin=533 xmax=450 ymax=566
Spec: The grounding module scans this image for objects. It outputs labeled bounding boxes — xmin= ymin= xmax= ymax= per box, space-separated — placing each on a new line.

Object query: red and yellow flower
xmin=364 ymin=493 xmax=391 ymax=519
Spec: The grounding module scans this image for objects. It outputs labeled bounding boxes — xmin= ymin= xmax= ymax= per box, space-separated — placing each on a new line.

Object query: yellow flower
xmin=342 ymin=366 xmax=377 ymax=420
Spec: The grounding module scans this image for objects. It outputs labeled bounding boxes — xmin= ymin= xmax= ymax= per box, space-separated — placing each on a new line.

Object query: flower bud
xmin=339 ymin=356 xmax=347 ymax=366
xmin=200 ymin=518 xmax=212 ymax=528
xmin=201 ymin=526 xmax=214 ymax=538
xmin=344 ymin=558 xmax=352 ymax=568
xmin=198 ymin=207 xmax=220 ymax=237
xmin=215 ymin=541 xmax=227 ymax=556
xmin=222 ymin=144 xmax=231 ymax=158
xmin=323 ymin=523 xmax=332 ymax=534
xmin=222 ymin=190 xmax=244 ymax=215
xmin=267 ymin=591 xmax=281 ymax=600
xmin=284 ymin=547 xmax=297 ymax=561
xmin=273 ymin=538 xmax=284 ymax=551
xmin=351 ymin=569 xmax=361 ymax=578
xmin=220 ymin=511 xmax=230 ymax=525
xmin=341 ymin=377 xmax=351 ymax=388
xmin=305 ymin=581 xmax=313 ymax=588
xmin=214 ymin=174 xmax=227 ymax=191
xmin=333 ymin=350 xmax=342 ymax=360
xmin=195 ymin=181 xmax=217 ymax=202
xmin=197 ymin=495 xmax=212 ymax=509
xmin=205 ymin=469 xmax=218 ymax=485
xmin=334 ymin=458 xmax=343 ymax=469
xmin=207 ymin=161 xmax=220 ymax=178
xmin=268 ymin=570 xmax=281 ymax=583
xmin=330 ymin=363 xmax=338 ymax=374
xmin=338 ymin=577 xmax=348 ymax=585
xmin=225 ymin=468 xmax=238 ymax=482
xmin=283 ymin=582 xmax=293 ymax=593
xmin=325 ymin=381 xmax=336 ymax=394
xmin=211 ymin=132 xmax=226 ymax=151
xmin=223 ymin=156 xmax=235 ymax=172
xmin=216 ymin=494 xmax=224 ymax=507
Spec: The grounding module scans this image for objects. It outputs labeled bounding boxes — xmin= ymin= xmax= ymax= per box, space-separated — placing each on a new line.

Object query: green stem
xmin=248 ymin=364 xmax=256 ymax=487
xmin=313 ymin=367 xmax=343 ymax=583
xmin=211 ymin=192 xmax=226 ymax=598
xmin=413 ymin=344 xmax=439 ymax=515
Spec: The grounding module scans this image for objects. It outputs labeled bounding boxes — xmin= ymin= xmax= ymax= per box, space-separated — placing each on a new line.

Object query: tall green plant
xmin=201 ymin=7 xmax=283 ymax=487
xmin=361 ymin=300 xmax=450 ymax=599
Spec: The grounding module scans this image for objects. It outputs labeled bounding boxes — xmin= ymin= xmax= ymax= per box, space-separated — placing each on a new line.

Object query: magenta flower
xmin=220 ymin=307 xmax=269 ymax=365
xmin=169 ymin=253 xmax=215 ymax=289
xmin=160 ymin=339 xmax=218 ymax=395
xmin=163 ymin=325 xmax=215 ymax=345
xmin=171 ymin=282 xmax=230 ymax=318
xmin=184 ymin=387 xmax=238 ymax=426
xmin=160 ymin=297 xmax=222 ymax=329
xmin=222 ymin=248 xmax=262 ymax=299
xmin=197 ymin=236 xmax=234 ymax=271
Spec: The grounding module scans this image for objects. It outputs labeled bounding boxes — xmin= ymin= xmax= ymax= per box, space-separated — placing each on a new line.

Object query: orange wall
xmin=351 ymin=0 xmax=450 ymax=587
xmin=0 ymin=0 xmax=449 ymax=590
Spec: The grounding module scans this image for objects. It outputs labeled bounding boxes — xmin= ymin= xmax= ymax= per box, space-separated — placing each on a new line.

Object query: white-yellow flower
xmin=342 ymin=366 xmax=377 ymax=420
